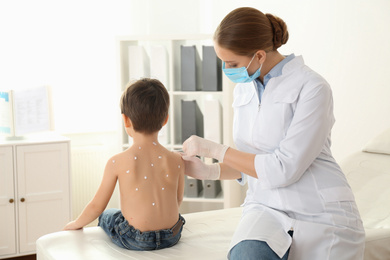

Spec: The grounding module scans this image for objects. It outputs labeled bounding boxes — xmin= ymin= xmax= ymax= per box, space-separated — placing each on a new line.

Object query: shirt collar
xmin=257 ymin=53 xmax=295 ymax=87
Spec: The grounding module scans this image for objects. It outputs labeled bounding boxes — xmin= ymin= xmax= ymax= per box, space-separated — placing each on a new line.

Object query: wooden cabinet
xmin=0 ymin=135 xmax=71 ymax=259
xmin=0 ymin=146 xmax=16 ymax=256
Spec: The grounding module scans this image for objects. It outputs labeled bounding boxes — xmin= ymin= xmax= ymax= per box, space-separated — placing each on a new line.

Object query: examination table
xmin=37 ymin=129 xmax=390 ymax=260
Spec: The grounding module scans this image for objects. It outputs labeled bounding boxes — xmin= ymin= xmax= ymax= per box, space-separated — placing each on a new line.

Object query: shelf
xmin=117 ymin=34 xmax=242 ymax=214
xmin=117 ymin=34 xmax=214 ymax=42
xmin=170 ymin=144 xmax=183 ymax=150
xmin=172 ymin=91 xmax=223 ymax=95
xmin=184 ymin=191 xmax=224 ymax=204
xmin=122 ymin=143 xmax=182 ymax=151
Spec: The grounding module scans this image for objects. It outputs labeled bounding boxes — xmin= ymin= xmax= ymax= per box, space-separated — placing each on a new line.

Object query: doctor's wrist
xmin=208 ymin=163 xmax=221 ymax=180
xmin=215 ymin=145 xmax=229 ymax=163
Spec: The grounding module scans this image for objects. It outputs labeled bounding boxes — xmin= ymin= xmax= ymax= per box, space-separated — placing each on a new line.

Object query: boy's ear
xmin=122 ymin=114 xmax=132 ymax=128
xmin=162 ymin=114 xmax=169 ymax=127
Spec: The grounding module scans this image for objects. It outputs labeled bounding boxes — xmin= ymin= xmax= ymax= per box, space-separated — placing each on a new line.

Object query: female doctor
xmin=182 ymin=7 xmax=365 ymax=260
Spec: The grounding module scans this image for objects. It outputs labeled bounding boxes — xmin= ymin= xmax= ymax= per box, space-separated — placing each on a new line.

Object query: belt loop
xmin=155 ymin=231 xmax=161 ymax=249
xmin=171 ymin=215 xmax=185 ymax=237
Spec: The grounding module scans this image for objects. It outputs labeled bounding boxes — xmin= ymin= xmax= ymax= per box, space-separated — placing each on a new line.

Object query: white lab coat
xmin=230 ymin=56 xmax=365 ymax=259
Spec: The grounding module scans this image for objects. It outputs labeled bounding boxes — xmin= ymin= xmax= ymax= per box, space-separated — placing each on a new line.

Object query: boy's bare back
xmin=109 ymin=141 xmax=184 ymax=232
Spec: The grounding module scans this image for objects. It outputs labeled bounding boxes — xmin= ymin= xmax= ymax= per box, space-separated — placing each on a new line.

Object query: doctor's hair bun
xmin=214 ymin=7 xmax=289 ymax=56
xmin=265 ymin=13 xmax=289 ymax=50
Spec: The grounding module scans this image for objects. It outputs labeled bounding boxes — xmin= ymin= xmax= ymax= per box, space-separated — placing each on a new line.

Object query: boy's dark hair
xmin=120 ymin=78 xmax=169 ymax=134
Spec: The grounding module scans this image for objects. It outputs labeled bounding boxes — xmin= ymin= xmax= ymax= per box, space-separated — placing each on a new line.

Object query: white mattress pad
xmin=341 ymin=151 xmax=390 ymax=259
xmin=37 ymin=207 xmax=242 ymax=260
xmin=37 ymin=151 xmax=390 ymax=260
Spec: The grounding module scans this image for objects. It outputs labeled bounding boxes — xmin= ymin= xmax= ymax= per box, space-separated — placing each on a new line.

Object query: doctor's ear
xmin=255 ymin=50 xmax=267 ymax=63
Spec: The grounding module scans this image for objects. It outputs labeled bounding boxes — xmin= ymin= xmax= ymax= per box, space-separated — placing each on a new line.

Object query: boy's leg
xmin=98 ymin=208 xmax=121 ymax=232
xmin=98 ymin=208 xmax=124 ymax=247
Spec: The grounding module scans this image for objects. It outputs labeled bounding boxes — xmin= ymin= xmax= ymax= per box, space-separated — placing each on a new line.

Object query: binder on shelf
xmin=127 ymin=136 xmax=133 ymax=147
xmin=202 ymin=46 xmax=222 ymax=91
xmin=204 ymin=180 xmax=222 ymax=198
xmin=204 ymin=99 xmax=222 ymax=144
xmin=128 ymin=45 xmax=150 ymax=82
xmin=150 ymin=45 xmax=169 ymax=88
xmin=180 ymin=45 xmax=201 ymax=91
xmin=181 ymin=100 xmax=203 ymax=143
xmin=185 ymin=176 xmax=203 ymax=198
xmin=158 ymin=124 xmax=169 ymax=146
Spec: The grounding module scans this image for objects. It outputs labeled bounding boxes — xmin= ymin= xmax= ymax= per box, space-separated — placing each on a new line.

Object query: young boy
xmin=64 ymin=78 xmax=185 ymax=250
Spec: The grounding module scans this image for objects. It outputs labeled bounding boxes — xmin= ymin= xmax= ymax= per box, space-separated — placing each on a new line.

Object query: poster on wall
xmin=0 ymin=91 xmax=14 ymax=135
xmin=0 ymin=86 xmax=52 ymax=137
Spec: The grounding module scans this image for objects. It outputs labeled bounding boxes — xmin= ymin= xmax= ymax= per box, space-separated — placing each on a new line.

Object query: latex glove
xmin=182 ymin=155 xmax=220 ymax=180
xmin=183 ymin=135 xmax=229 ymax=162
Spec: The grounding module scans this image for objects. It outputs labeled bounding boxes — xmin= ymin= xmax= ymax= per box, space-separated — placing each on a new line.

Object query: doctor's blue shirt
xmin=254 ymin=54 xmax=295 ymax=103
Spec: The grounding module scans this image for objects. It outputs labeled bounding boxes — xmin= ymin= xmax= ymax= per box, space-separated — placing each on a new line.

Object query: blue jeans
xmin=229 ymin=230 xmax=293 ymax=260
xmin=229 ymin=240 xmax=290 ymax=260
xmin=98 ymin=208 xmax=185 ymax=250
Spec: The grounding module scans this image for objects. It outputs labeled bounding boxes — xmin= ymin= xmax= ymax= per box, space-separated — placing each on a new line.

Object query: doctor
xmin=182 ymin=7 xmax=365 ymax=260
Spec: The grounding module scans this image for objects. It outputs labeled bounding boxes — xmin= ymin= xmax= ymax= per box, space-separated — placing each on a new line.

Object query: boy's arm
xmin=177 ymin=159 xmax=185 ymax=207
xmin=63 ymin=158 xmax=117 ymax=230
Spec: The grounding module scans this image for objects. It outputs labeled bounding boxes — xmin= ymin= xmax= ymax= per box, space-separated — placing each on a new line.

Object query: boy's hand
xmin=182 ymin=135 xmax=229 ymax=162
xmin=63 ymin=220 xmax=82 ymax=231
xmin=181 ymin=155 xmax=220 ymax=180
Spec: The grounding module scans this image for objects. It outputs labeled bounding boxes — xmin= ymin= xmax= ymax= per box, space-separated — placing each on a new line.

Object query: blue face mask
xmin=222 ymin=53 xmax=262 ymax=83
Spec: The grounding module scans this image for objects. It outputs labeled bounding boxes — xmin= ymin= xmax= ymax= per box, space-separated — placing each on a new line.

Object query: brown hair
xmin=214 ymin=7 xmax=289 ymax=56
xmin=120 ymin=78 xmax=169 ymax=134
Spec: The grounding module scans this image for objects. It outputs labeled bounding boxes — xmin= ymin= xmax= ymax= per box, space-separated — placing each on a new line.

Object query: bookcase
xmin=117 ymin=34 xmax=243 ymax=213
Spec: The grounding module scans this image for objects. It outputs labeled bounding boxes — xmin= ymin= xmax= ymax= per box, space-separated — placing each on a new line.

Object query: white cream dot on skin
xmin=162 ymin=187 xmax=165 ymax=190
xmin=152 ymin=203 xmax=155 ymax=206
xmin=153 ymin=142 xmax=157 ymax=146
xmin=178 ymin=165 xmax=181 ymax=168
xmin=135 ymin=188 xmax=138 ymax=191
xmin=151 ymin=163 xmax=154 ymax=167
xmin=112 ymin=160 xmax=115 ymax=163
xmin=166 ymin=174 xmax=169 ymax=177
xmin=126 ymin=170 xmax=130 ymax=174
xmin=158 ymin=156 xmax=162 ymax=159
xmin=139 ymin=146 xmax=141 ymax=149
xmin=134 ymin=156 xmax=137 ymax=160
xmin=144 ymin=176 xmax=147 ymax=180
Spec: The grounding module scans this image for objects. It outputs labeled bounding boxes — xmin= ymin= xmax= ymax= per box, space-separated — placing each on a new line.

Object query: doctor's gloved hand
xmin=181 ymin=156 xmax=221 ymax=180
xmin=182 ymin=135 xmax=229 ymax=162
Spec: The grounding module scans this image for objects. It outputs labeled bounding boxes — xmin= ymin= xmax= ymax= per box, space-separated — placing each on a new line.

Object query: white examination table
xmin=37 ymin=207 xmax=242 ymax=260
xmin=340 ymin=128 xmax=390 ymax=260
xmin=37 ymin=129 xmax=390 ymax=260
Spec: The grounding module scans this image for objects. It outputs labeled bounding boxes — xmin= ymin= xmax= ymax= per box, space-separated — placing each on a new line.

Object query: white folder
xmin=150 ymin=45 xmax=169 ymax=88
xmin=128 ymin=46 xmax=150 ymax=81
xmin=204 ymin=99 xmax=222 ymax=144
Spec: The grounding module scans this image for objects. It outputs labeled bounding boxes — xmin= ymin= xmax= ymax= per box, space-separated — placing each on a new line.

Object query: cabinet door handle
xmin=9 ymin=199 xmax=14 ymax=203
xmin=20 ymin=198 xmax=25 ymax=202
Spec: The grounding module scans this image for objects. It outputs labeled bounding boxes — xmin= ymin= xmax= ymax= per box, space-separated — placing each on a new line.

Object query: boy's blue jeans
xmin=98 ymin=208 xmax=185 ymax=250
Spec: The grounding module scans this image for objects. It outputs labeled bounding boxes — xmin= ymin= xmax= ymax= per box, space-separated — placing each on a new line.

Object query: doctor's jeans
xmin=228 ymin=240 xmax=290 ymax=260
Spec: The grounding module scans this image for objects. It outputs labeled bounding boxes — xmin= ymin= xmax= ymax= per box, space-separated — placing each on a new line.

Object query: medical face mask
xmin=222 ymin=54 xmax=262 ymax=83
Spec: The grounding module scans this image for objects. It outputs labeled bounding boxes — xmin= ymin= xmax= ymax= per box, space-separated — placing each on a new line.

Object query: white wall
xmin=130 ymin=0 xmax=390 ymax=161
xmin=1 ymin=0 xmax=389 ymax=161
xmin=0 ymin=0 xmax=133 ymax=133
